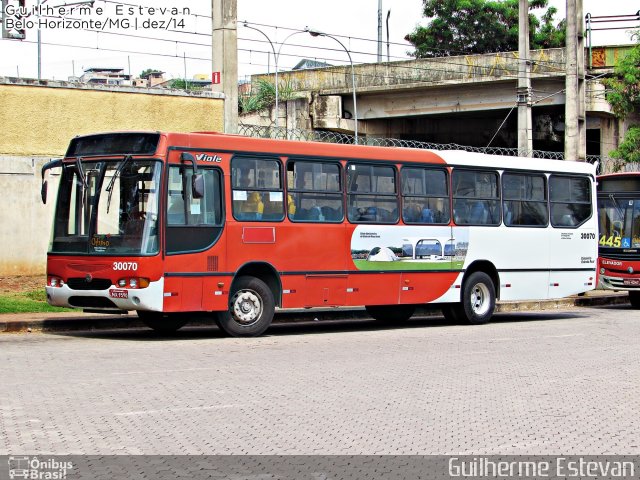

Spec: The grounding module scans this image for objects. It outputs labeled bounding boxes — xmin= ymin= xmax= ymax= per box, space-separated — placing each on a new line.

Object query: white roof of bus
xmin=435 ymin=150 xmax=596 ymax=175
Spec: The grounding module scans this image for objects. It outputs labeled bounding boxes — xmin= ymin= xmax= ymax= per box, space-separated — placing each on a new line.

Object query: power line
xmin=241 ymin=20 xmax=570 ymax=68
xmin=9 ymin=38 xmax=210 ymax=62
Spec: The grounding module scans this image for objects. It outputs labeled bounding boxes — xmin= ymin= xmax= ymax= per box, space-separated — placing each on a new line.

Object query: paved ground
xmin=1 ymin=303 xmax=638 ymax=455
xmin=0 ymin=290 xmax=631 ymax=333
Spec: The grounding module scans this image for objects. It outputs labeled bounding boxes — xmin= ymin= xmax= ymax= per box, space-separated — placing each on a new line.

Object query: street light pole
xmin=36 ymin=0 xmax=94 ymax=81
xmin=306 ymin=28 xmax=358 ymax=144
xmin=243 ymin=23 xmax=305 ymax=130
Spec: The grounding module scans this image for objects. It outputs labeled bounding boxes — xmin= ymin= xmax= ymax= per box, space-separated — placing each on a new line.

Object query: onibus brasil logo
xmin=8 ymin=457 xmax=73 ymax=479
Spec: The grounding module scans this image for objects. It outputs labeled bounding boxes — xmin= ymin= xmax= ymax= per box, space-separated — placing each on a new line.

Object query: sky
xmin=0 ymin=0 xmax=637 ymax=82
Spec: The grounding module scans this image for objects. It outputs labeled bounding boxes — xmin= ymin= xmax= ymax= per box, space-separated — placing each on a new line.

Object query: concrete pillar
xmin=517 ymin=0 xmax=533 ymax=157
xmin=211 ymin=0 xmax=238 ymax=133
xmin=565 ymin=0 xmax=586 ymax=161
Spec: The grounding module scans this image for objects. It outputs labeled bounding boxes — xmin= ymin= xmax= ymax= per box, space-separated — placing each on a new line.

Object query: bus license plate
xmin=109 ymin=289 xmax=129 ymax=299
xmin=623 ymin=279 xmax=640 ymax=286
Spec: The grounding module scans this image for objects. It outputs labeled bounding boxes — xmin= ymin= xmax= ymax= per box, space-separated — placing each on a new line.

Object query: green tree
xmin=405 ymin=0 xmax=565 ymax=58
xmin=169 ymin=78 xmax=202 ymax=91
xmin=604 ymin=33 xmax=640 ymax=171
xmin=139 ymin=68 xmax=163 ymax=78
xmin=238 ymin=78 xmax=295 ymax=114
xmin=609 ymin=127 xmax=640 ymax=170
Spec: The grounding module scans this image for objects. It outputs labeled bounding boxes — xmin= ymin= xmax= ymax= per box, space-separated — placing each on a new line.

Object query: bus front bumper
xmin=46 ymin=277 xmax=164 ymax=312
xmin=599 ymin=274 xmax=640 ymax=291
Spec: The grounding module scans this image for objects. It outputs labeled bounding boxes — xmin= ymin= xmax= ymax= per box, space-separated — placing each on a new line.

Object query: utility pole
xmin=212 ymin=0 xmax=238 ymax=133
xmin=517 ymin=0 xmax=533 ymax=157
xmin=377 ymin=0 xmax=383 ymax=62
xmin=565 ymin=0 xmax=586 ymax=161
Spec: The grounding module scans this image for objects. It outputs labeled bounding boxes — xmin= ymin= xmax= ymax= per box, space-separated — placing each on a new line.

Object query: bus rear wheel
xmin=138 ymin=311 xmax=188 ymax=333
xmin=630 ymin=291 xmax=640 ymax=309
xmin=217 ymin=276 xmax=275 ymax=337
xmin=458 ymin=271 xmax=496 ymax=325
xmin=365 ymin=304 xmax=416 ymax=323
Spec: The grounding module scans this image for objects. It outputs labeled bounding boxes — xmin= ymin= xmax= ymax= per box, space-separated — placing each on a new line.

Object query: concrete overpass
xmin=245 ymin=46 xmax=636 ymax=159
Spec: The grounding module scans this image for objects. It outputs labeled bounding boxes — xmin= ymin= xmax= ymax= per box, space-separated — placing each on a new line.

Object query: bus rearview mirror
xmin=40 ymin=158 xmax=63 ymax=205
xmin=192 ymin=174 xmax=204 ymax=199
xmin=41 ymin=181 xmax=48 ymax=204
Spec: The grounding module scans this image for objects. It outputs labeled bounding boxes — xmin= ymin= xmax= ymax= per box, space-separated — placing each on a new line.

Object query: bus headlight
xmin=116 ymin=277 xmax=150 ymax=289
xmin=48 ymin=276 xmax=64 ymax=288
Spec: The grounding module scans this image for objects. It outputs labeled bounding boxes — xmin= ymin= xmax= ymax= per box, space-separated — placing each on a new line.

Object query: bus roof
xmin=70 ymin=130 xmax=597 ymax=176
xmin=597 ymin=171 xmax=640 ymax=180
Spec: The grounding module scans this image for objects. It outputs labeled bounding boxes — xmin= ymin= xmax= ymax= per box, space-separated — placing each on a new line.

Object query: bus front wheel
xmin=217 ymin=276 xmax=275 ymax=337
xmin=629 ymin=291 xmax=640 ymax=309
xmin=458 ymin=271 xmax=496 ymax=325
xmin=138 ymin=311 xmax=188 ymax=333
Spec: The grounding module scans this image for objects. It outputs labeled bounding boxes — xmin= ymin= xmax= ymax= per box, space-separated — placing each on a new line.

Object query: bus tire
xmin=365 ymin=304 xmax=415 ymax=323
xmin=459 ymin=271 xmax=496 ymax=325
xmin=630 ymin=291 xmax=640 ymax=309
xmin=217 ymin=276 xmax=275 ymax=337
xmin=138 ymin=311 xmax=188 ymax=333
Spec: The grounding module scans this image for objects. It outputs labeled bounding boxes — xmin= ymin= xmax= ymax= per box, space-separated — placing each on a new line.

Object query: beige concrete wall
xmin=0 ymin=157 xmax=58 ymax=275
xmin=0 ymin=80 xmax=224 ymax=275
xmin=0 ymin=81 xmax=224 ymax=156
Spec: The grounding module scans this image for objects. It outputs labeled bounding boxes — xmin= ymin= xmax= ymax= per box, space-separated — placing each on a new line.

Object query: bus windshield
xmin=50 ymin=159 xmax=161 ymax=255
xmin=597 ymin=196 xmax=640 ymax=249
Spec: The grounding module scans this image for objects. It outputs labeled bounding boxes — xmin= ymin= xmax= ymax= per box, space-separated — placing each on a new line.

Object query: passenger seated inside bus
xmin=420 ymin=208 xmax=434 ymax=223
xmin=403 ymin=203 xmax=435 ymax=223
xmin=403 ymin=203 xmax=421 ymax=222
xmin=238 ymin=170 xmax=252 ymax=188
xmin=237 ymin=191 xmax=264 ymax=220
xmin=261 ymin=193 xmax=284 ymax=220
xmin=321 ymin=206 xmax=341 ymax=221
xmin=469 ymin=201 xmax=487 ymax=224
xmin=351 ymin=206 xmax=376 ymax=222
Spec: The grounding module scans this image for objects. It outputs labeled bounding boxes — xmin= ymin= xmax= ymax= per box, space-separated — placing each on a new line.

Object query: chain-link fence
xmin=238 ymin=124 xmax=624 ymax=174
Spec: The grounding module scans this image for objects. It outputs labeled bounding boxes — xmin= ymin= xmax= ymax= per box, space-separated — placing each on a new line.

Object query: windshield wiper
xmin=609 ymin=193 xmax=626 ymax=221
xmin=74 ymin=156 xmax=89 ymax=204
xmin=106 ymin=155 xmax=132 ymax=214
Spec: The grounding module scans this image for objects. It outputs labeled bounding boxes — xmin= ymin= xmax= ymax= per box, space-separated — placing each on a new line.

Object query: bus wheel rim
xmin=470 ymin=283 xmax=490 ymax=316
xmin=231 ymin=290 xmax=263 ymax=325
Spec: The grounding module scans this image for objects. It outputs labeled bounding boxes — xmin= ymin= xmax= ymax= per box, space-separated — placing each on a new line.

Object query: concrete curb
xmin=0 ymin=292 xmax=630 ymax=334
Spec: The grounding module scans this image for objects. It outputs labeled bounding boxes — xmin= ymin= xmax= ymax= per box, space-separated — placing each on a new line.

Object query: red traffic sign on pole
xmin=212 ymin=72 xmax=221 ymax=84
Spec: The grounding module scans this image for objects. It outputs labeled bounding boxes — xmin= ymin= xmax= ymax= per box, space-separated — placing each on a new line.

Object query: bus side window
xmin=502 ymin=172 xmax=547 ymax=227
xmin=452 ymin=169 xmax=500 ymax=226
xmin=167 ymin=193 xmax=185 ymax=225
xmin=166 ymin=166 xmax=223 ymax=254
xmin=347 ymin=163 xmax=398 ymax=224
xmin=287 ymin=160 xmax=343 ymax=223
xmin=401 ymin=167 xmax=449 ymax=225
xmin=232 ymin=157 xmax=283 ymax=222
xmin=549 ymin=175 xmax=591 ymax=228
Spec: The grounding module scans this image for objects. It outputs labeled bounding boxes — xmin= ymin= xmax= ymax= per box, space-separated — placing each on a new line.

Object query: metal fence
xmin=238 ymin=124 xmax=625 ymax=174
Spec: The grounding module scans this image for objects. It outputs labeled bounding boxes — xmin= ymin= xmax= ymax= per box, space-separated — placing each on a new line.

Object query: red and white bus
xmin=596 ymin=172 xmax=640 ymax=308
xmin=41 ymin=131 xmax=598 ymax=336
